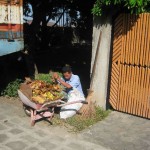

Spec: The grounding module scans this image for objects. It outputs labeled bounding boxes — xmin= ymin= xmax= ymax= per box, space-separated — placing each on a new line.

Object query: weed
xmin=1 ymin=79 xmax=23 ymax=97
xmin=53 ymin=107 xmax=111 ymax=132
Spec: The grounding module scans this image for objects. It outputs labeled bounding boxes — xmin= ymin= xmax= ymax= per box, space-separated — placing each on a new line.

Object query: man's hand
xmin=53 ymin=72 xmax=59 ymax=80
xmin=53 ymin=72 xmax=72 ymax=89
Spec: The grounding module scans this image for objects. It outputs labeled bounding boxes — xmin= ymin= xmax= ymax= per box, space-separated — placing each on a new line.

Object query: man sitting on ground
xmin=53 ymin=66 xmax=84 ymax=97
xmin=53 ymin=66 xmax=85 ymax=119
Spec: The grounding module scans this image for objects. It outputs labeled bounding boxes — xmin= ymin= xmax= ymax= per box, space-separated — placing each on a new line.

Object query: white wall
xmin=91 ymin=14 xmax=112 ymax=109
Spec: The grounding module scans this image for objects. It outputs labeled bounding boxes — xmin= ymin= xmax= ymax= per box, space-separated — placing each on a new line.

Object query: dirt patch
xmin=0 ymin=96 xmax=27 ymax=118
xmin=0 ymin=96 xmax=22 ymax=107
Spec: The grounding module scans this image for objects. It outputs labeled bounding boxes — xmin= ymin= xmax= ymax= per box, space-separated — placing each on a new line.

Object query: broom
xmin=80 ymin=31 xmax=102 ymax=118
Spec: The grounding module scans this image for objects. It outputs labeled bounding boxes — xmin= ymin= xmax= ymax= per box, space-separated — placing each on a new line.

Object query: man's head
xmin=62 ymin=66 xmax=72 ymax=80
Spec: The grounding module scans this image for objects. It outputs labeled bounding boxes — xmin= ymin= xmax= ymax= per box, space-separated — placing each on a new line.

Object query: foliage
xmin=24 ymin=0 xmax=93 ymax=49
xmin=35 ymin=73 xmax=53 ymax=84
xmin=35 ymin=73 xmax=62 ymax=84
xmin=92 ymin=0 xmax=150 ymax=16
xmin=1 ymin=79 xmax=23 ymax=97
xmin=24 ymin=0 xmax=93 ymax=26
xmin=53 ymin=107 xmax=111 ymax=132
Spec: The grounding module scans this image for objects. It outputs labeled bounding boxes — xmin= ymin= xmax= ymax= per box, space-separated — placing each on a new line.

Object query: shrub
xmin=35 ymin=73 xmax=62 ymax=84
xmin=35 ymin=73 xmax=53 ymax=83
xmin=1 ymin=79 xmax=23 ymax=97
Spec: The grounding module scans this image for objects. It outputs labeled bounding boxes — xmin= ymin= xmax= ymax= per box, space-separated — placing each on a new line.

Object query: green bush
xmin=35 ymin=73 xmax=62 ymax=84
xmin=35 ymin=73 xmax=53 ymax=83
xmin=1 ymin=79 xmax=23 ymax=97
xmin=92 ymin=0 xmax=150 ymax=16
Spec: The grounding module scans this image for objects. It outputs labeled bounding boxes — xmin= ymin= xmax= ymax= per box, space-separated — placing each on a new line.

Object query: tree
xmin=24 ymin=0 xmax=94 ymax=48
xmin=92 ymin=0 xmax=150 ymax=16
xmin=23 ymin=0 xmax=94 ymax=77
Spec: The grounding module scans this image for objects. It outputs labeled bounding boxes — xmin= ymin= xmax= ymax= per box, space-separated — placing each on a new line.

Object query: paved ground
xmin=81 ymin=111 xmax=150 ymax=150
xmin=0 ymin=98 xmax=149 ymax=150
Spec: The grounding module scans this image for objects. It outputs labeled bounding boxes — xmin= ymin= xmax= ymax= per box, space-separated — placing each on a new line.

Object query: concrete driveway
xmin=81 ymin=111 xmax=150 ymax=150
xmin=0 ymin=97 xmax=149 ymax=150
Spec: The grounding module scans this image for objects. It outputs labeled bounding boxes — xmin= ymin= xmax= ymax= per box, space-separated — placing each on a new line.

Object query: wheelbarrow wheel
xmin=23 ymin=105 xmax=31 ymax=117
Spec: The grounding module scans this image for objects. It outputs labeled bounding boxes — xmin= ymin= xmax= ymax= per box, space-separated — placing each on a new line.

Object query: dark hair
xmin=62 ymin=66 xmax=72 ymax=73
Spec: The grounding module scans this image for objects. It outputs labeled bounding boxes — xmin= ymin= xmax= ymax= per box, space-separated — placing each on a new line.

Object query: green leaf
xmin=1 ymin=79 xmax=23 ymax=97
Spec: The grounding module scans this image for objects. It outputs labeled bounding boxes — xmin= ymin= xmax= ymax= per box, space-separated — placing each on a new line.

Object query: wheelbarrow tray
xmin=18 ymin=90 xmax=61 ymax=126
xmin=18 ymin=90 xmax=62 ymax=109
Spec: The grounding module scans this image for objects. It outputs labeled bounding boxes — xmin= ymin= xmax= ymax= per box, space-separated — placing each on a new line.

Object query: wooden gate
xmin=109 ymin=13 xmax=150 ymax=118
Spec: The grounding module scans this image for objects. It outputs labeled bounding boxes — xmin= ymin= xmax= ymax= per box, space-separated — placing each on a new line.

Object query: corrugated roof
xmin=0 ymin=0 xmax=22 ymax=5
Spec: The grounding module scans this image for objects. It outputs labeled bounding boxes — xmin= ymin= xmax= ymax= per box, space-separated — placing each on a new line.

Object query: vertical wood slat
xmin=109 ymin=13 xmax=150 ymax=119
xmin=130 ymin=15 xmax=135 ymax=65
xmin=124 ymin=65 xmax=129 ymax=113
xmin=128 ymin=66 xmax=132 ymax=113
xmin=126 ymin=14 xmax=133 ymax=113
xmin=133 ymin=66 xmax=139 ymax=115
xmin=133 ymin=15 xmax=138 ymax=65
xmin=136 ymin=67 xmax=141 ymax=116
xmin=135 ymin=15 xmax=139 ymax=65
xmin=142 ymin=14 xmax=148 ymax=66
xmin=116 ymin=14 xmax=125 ymax=110
xmin=139 ymin=68 xmax=145 ymax=116
xmin=137 ymin=15 xmax=142 ymax=66
xmin=140 ymin=14 xmax=145 ymax=66
xmin=145 ymin=14 xmax=150 ymax=67
xmin=118 ymin=14 xmax=127 ymax=111
xmin=148 ymin=15 xmax=150 ymax=67
xmin=128 ymin=14 xmax=132 ymax=64
xmin=109 ymin=13 xmax=123 ymax=109
xmin=142 ymin=68 xmax=149 ymax=117
xmin=120 ymin=14 xmax=125 ymax=64
xmin=131 ymin=66 xmax=136 ymax=114
xmin=117 ymin=64 xmax=124 ymax=110
xmin=148 ymin=69 xmax=150 ymax=118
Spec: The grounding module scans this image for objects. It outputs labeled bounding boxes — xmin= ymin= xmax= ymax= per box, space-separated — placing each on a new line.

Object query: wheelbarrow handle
xmin=81 ymin=101 xmax=88 ymax=104
xmin=56 ymin=100 xmax=88 ymax=107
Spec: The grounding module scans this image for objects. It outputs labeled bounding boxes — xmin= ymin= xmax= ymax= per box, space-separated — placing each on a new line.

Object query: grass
xmin=52 ymin=107 xmax=111 ymax=132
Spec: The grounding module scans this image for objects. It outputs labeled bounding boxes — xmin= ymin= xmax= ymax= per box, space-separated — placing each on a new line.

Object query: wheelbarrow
xmin=18 ymin=90 xmax=87 ymax=126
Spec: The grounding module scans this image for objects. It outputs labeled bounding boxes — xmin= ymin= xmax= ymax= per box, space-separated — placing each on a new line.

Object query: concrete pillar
xmin=91 ymin=14 xmax=112 ymax=110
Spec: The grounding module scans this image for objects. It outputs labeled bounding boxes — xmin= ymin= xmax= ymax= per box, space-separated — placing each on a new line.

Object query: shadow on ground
xmin=0 ymin=44 xmax=91 ymax=96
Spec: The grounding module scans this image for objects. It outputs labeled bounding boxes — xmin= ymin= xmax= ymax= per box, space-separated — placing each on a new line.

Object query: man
xmin=53 ymin=66 xmax=85 ymax=119
xmin=53 ymin=66 xmax=84 ymax=97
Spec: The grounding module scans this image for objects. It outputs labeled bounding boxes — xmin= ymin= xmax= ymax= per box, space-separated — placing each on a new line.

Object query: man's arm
xmin=53 ymin=72 xmax=72 ymax=89
xmin=57 ymin=78 xmax=72 ymax=89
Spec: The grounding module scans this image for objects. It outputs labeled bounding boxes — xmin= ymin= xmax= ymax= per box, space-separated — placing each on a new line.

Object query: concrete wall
xmin=0 ymin=39 xmax=24 ymax=56
xmin=91 ymin=14 xmax=112 ymax=109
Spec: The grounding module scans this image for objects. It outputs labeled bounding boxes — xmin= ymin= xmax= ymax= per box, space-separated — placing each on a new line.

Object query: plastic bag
xmin=60 ymin=88 xmax=85 ymax=119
